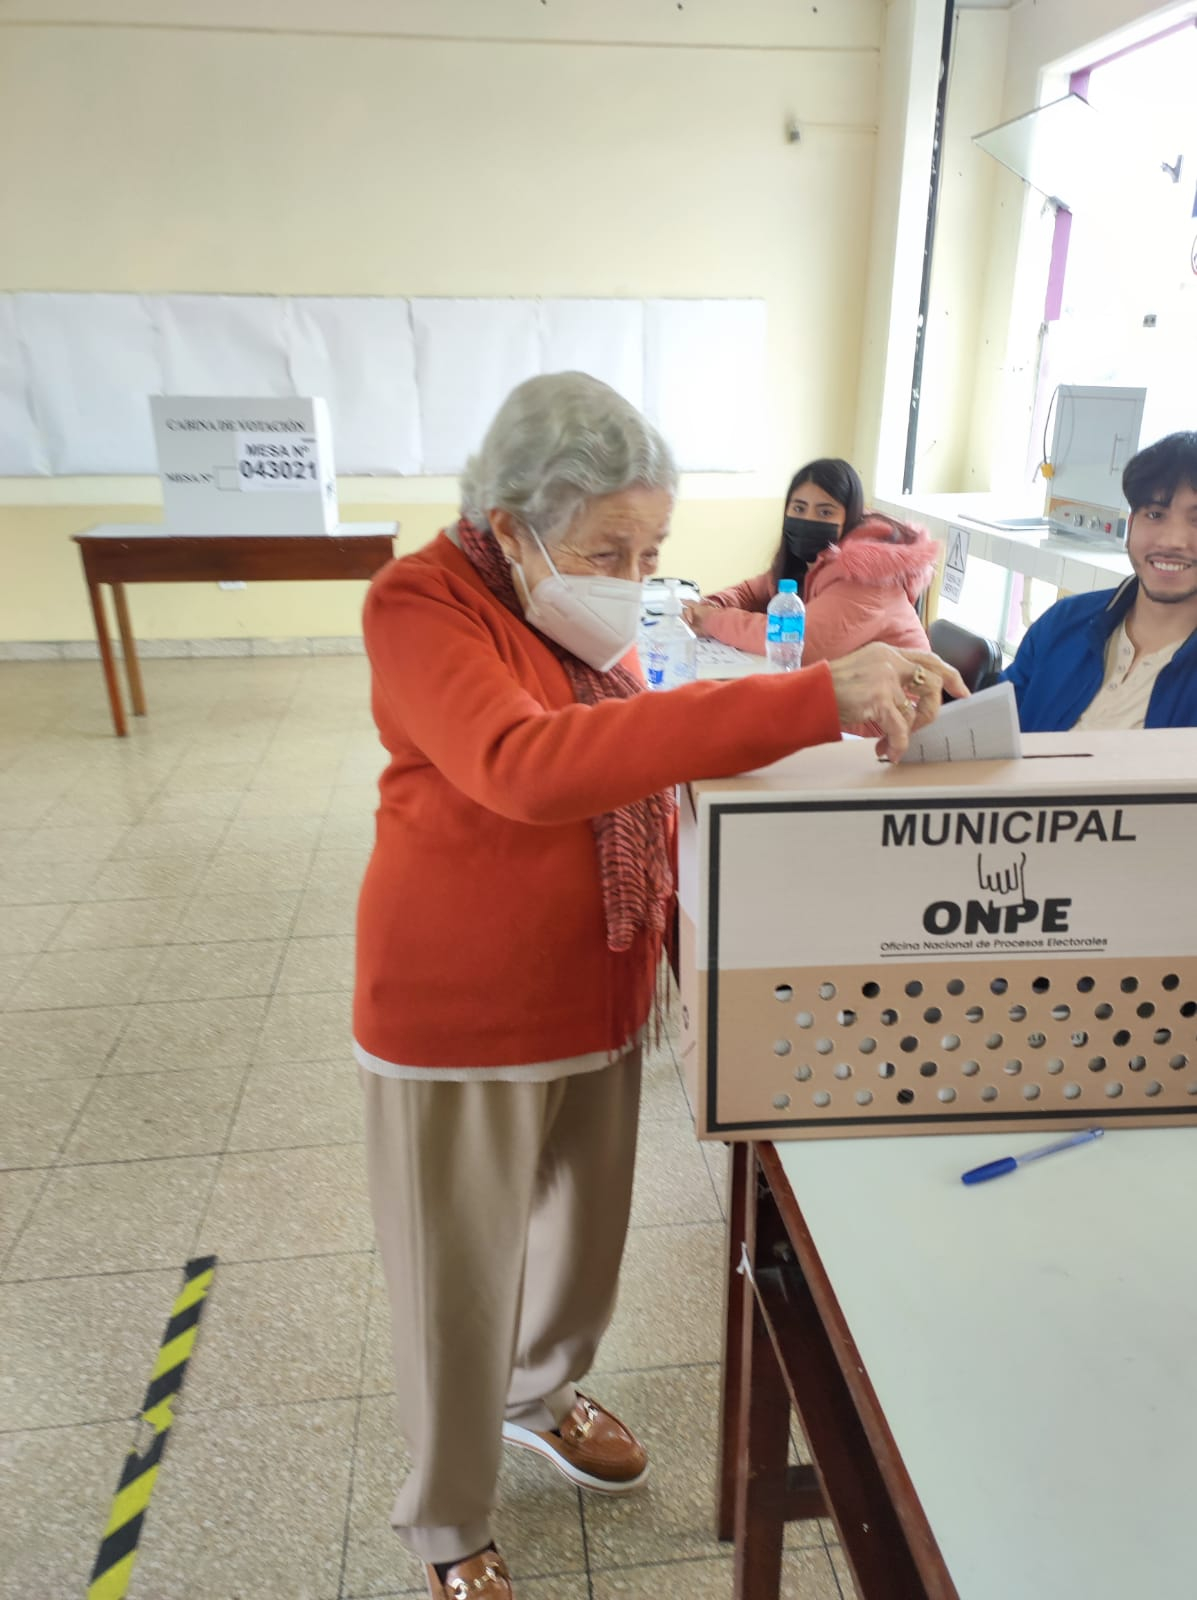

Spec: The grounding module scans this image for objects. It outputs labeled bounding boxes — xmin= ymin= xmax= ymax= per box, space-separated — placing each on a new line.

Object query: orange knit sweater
xmin=353 ymin=533 xmax=841 ymax=1070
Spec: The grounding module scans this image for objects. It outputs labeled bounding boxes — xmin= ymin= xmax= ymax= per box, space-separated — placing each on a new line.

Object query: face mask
xmin=511 ymin=529 xmax=643 ymax=672
xmin=783 ymin=516 xmax=839 ymax=562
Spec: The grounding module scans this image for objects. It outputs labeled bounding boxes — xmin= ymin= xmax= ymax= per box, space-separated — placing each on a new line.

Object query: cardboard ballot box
xmin=678 ymin=730 xmax=1197 ymax=1141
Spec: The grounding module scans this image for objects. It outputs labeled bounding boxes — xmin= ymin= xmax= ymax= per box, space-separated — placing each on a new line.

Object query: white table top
xmin=76 ymin=522 xmax=398 ymax=539
xmin=774 ymin=1126 xmax=1197 ymax=1599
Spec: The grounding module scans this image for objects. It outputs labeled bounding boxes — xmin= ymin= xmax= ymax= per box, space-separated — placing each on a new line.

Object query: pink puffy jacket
xmin=701 ymin=514 xmax=937 ymax=662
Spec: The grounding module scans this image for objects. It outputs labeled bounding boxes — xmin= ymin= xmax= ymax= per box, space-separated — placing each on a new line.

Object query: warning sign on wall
xmin=941 ymin=526 xmax=970 ymax=604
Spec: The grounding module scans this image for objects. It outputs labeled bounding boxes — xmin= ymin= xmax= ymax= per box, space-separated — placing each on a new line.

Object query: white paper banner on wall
xmin=287 ymin=297 xmax=421 ymax=475
xmin=0 ymin=299 xmax=49 ymax=476
xmin=643 ymin=298 xmax=767 ymax=472
xmin=540 ymin=299 xmax=644 ymax=410
xmin=412 ymin=298 xmax=541 ymax=476
xmin=18 ymin=292 xmax=160 ymax=475
xmin=157 ymin=294 xmax=292 ymax=396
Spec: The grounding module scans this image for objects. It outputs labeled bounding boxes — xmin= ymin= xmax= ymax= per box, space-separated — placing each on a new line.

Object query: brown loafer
xmin=501 ymin=1393 xmax=648 ymax=1493
xmin=425 ymin=1546 xmax=514 ymax=1599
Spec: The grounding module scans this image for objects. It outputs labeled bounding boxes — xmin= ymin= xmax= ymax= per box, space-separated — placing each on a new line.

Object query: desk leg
xmin=111 ymin=584 xmax=146 ymax=717
xmin=732 ymin=1147 xmax=790 ymax=1600
xmin=717 ymin=1141 xmax=750 ymax=1541
xmin=86 ymin=582 xmax=126 ymax=738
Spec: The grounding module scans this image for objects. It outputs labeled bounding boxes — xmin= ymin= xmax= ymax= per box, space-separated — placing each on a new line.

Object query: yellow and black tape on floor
xmin=87 ymin=1254 xmax=217 ymax=1600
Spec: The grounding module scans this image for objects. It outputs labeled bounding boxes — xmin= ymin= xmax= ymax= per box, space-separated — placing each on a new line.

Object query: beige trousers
xmin=360 ymin=1048 xmax=642 ymax=1566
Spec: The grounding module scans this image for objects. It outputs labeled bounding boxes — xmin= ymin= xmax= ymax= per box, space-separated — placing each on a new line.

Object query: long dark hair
xmin=769 ymin=458 xmax=866 ymax=587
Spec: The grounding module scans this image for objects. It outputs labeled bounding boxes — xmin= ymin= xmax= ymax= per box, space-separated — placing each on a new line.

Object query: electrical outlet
xmin=218 ymin=581 xmax=247 ymax=591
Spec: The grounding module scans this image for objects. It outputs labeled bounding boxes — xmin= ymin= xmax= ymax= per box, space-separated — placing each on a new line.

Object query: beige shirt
xmin=1073 ymin=622 xmax=1185 ymax=731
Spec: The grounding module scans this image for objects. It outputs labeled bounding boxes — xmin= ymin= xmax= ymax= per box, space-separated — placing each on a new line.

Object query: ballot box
xmin=677 ymin=730 xmax=1197 ymax=1140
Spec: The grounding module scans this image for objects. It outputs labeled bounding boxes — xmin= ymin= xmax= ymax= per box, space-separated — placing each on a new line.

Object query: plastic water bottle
xmin=644 ymin=579 xmax=697 ymax=690
xmin=765 ymin=579 xmax=805 ymax=672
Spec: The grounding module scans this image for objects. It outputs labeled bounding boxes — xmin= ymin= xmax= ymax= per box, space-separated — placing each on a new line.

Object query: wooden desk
xmin=72 ymin=524 xmax=397 ymax=736
xmin=719 ymin=1127 xmax=1197 ymax=1599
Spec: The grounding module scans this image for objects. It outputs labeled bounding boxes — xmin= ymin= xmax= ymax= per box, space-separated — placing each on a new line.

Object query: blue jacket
xmin=1002 ymin=579 xmax=1197 ymax=731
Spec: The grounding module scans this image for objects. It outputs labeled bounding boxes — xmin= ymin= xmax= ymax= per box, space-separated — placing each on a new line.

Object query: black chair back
xmin=928 ymin=618 xmax=1004 ymax=695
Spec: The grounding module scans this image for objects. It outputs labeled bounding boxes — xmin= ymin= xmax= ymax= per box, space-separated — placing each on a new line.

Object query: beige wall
xmin=0 ymin=2 xmax=886 ymax=642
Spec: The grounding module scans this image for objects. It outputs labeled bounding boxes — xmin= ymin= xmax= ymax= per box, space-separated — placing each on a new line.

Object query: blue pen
xmin=961 ymin=1127 xmax=1104 ymax=1186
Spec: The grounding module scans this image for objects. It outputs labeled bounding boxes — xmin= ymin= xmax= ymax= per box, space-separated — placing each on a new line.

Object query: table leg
xmin=86 ymin=581 xmax=126 ymax=738
xmin=111 ymin=583 xmax=146 ymax=717
xmin=717 ymin=1141 xmax=750 ymax=1541
xmin=732 ymin=1147 xmax=790 ymax=1600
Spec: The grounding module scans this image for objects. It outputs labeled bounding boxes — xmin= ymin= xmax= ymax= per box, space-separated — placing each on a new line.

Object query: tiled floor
xmin=0 ymin=657 xmax=856 ymax=1600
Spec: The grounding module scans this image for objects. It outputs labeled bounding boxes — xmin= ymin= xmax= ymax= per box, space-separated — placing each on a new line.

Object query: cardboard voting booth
xmin=151 ymin=396 xmax=337 ymax=534
xmin=678 ymin=730 xmax=1197 ymax=1141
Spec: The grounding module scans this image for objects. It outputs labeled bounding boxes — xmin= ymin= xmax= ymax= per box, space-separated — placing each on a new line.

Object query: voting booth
xmin=151 ymin=396 xmax=338 ymax=534
xmin=678 ymin=730 xmax=1197 ymax=1141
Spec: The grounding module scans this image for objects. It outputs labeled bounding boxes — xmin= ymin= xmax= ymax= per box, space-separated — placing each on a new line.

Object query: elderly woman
xmin=355 ymin=372 xmax=961 ymax=1600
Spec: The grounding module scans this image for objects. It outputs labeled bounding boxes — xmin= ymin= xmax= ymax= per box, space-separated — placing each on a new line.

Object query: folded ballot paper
xmin=900 ymin=680 xmax=1021 ymax=764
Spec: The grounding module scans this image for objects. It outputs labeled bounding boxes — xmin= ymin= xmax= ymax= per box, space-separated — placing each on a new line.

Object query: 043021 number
xmin=238 ymin=458 xmax=317 ymax=480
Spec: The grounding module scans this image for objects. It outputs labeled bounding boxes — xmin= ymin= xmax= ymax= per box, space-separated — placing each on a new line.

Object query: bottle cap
xmin=778 ymin=578 xmax=798 ymax=594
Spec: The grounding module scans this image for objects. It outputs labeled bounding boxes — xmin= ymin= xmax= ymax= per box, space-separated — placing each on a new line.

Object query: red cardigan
xmin=353 ymin=533 xmax=841 ymax=1070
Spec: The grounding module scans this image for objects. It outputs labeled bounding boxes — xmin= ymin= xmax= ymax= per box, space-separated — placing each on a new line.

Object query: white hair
xmin=459 ymin=371 xmax=677 ymax=541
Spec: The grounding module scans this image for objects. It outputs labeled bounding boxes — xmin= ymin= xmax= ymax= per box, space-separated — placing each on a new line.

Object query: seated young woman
xmin=684 ymin=458 xmax=937 ymax=662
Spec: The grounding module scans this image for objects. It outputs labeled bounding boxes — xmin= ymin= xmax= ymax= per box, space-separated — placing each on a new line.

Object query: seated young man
xmin=1004 ymin=431 xmax=1197 ymax=730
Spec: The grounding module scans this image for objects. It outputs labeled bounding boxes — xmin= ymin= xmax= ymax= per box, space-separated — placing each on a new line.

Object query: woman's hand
xmin=827 ymin=644 xmax=968 ymax=761
xmin=682 ymin=601 xmax=718 ymax=636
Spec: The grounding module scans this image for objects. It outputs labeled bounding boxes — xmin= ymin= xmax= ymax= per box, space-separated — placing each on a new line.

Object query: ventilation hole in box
xmin=862 ymin=981 xmax=881 ymax=998
xmin=1137 ymin=1002 xmax=1156 ymax=1019
xmin=1145 ymin=1081 xmax=1163 ymax=1098
xmin=795 ymin=1064 xmax=813 ymax=1082
xmin=859 ymin=1037 xmax=877 ymax=1055
xmin=834 ymin=1063 xmax=853 ymax=1080
xmin=897 ymin=1088 xmax=915 ymax=1105
xmin=938 ymin=1086 xmax=957 ymax=1104
xmin=796 ymin=1011 xmax=814 ymax=1029
xmin=1105 ymin=1082 xmax=1123 ymax=1099
xmin=990 ymin=977 xmax=1008 ymax=995
xmin=1063 ymin=1083 xmax=1082 ymax=1100
xmin=1129 ymin=1055 xmax=1147 ymax=1072
xmin=1170 ymin=1054 xmax=1189 ymax=1070
xmin=816 ymin=1037 xmax=834 ymax=1055
xmin=1162 ymin=973 xmax=1180 ymax=991
xmin=1120 ymin=976 xmax=1138 ymax=993
xmin=813 ymin=1090 xmax=831 ymax=1108
xmin=878 ymin=1061 xmax=896 ymax=1079
xmin=1004 ymin=1059 xmax=1022 ymax=1076
xmin=1181 ymin=1001 xmax=1197 ymax=1019
xmin=1077 ymin=976 xmax=1096 ymax=993
xmin=941 ymin=1033 xmax=961 ymax=1052
xmin=899 ymin=1035 xmax=919 ymax=1053
xmin=961 ymin=1060 xmax=981 ymax=1077
xmin=985 ymin=1033 xmax=1004 ymax=1050
xmin=1027 ymin=1031 xmax=1047 ymax=1050
xmin=773 ymin=984 xmax=793 ymax=1003
xmin=880 ymin=1008 xmax=899 ymax=1027
xmin=919 ymin=1061 xmax=938 ymax=1078
xmin=818 ymin=981 xmax=837 ymax=1000
xmin=837 ymin=1009 xmax=857 ymax=1027
xmin=1154 ymin=1028 xmax=1173 ymax=1046
xmin=1070 ymin=1031 xmax=1089 ymax=1048
xmin=855 ymin=1089 xmax=873 ymax=1106
xmin=1023 ymin=1084 xmax=1040 ymax=1101
xmin=980 ymin=1085 xmax=998 ymax=1102
xmin=1188 ymin=1084 xmax=1197 ymax=1097
xmin=946 ymin=978 xmax=965 ymax=996
xmin=923 ymin=1006 xmax=943 ymax=1024
xmin=905 ymin=980 xmax=924 ymax=998
xmin=1051 ymin=1004 xmax=1072 ymax=1021
xmin=1094 ymin=1003 xmax=1114 ymax=1021
xmin=966 ymin=1005 xmax=985 ymax=1024
xmin=1046 ymin=1059 xmax=1064 ymax=1075
xmin=1007 ymin=1004 xmax=1028 ymax=1023
xmin=1032 ymin=976 xmax=1051 ymax=994
xmin=1113 ymin=1029 xmax=1131 ymax=1048
xmin=773 ymin=1039 xmax=792 ymax=1057
xmin=773 ymin=1093 xmax=791 ymax=1110
xmin=1088 ymin=1056 xmax=1107 ymax=1073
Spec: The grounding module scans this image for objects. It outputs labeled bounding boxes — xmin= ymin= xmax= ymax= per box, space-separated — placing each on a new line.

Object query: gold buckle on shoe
xmin=447 ymin=1562 xmax=504 ymax=1598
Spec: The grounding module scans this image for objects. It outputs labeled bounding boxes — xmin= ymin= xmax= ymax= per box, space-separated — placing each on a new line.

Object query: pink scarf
xmin=458 ymin=519 xmax=676 ymax=954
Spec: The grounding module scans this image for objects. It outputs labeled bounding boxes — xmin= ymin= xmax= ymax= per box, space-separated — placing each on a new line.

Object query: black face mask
xmin=783 ymin=516 xmax=839 ymax=562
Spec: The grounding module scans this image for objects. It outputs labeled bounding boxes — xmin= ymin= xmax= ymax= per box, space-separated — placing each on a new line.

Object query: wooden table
xmin=718 ymin=1126 xmax=1197 ymax=1599
xmin=72 ymin=524 xmax=397 ymax=735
